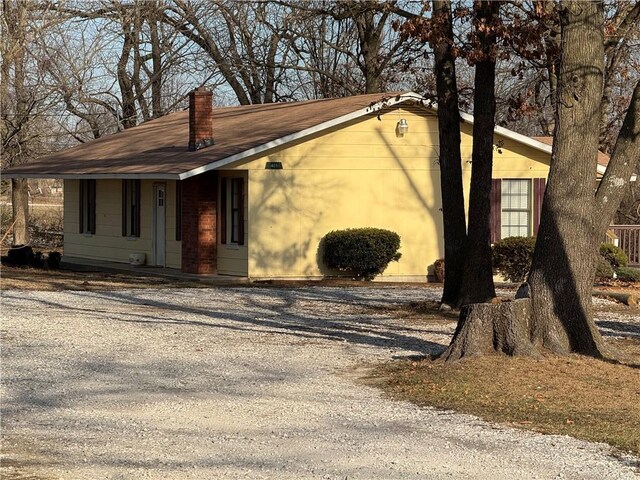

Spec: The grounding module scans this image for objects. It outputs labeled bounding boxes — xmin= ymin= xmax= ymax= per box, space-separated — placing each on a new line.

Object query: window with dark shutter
xmin=122 ymin=179 xmax=141 ymax=237
xmin=221 ymin=177 xmax=245 ymax=245
xmin=220 ymin=179 xmax=227 ymax=244
xmin=79 ymin=179 xmax=96 ymax=234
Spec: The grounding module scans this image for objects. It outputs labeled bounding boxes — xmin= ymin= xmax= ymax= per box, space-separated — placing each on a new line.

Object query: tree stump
xmin=442 ymin=299 xmax=539 ymax=362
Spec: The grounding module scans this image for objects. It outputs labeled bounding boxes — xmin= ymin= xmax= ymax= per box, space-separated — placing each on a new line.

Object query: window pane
xmin=501 ymin=179 xmax=531 ymax=239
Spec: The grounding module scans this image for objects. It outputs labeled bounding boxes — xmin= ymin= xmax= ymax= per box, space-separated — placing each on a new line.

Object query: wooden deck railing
xmin=608 ymin=225 xmax=640 ymax=266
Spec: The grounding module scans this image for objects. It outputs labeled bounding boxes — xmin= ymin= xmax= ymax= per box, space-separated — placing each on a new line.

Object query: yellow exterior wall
xmin=459 ymin=123 xmax=550 ymax=230
xmin=64 ymin=179 xmax=181 ymax=268
xmin=236 ymin=106 xmax=441 ymax=279
xmin=62 ymin=104 xmax=551 ymax=278
xmin=230 ymin=105 xmax=551 ymax=280
xmin=460 ymin=123 xmax=550 ymax=180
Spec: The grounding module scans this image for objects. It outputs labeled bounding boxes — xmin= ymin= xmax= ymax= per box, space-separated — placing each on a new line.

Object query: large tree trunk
xmin=444 ymin=1 xmax=640 ymax=362
xmin=442 ymin=299 xmax=538 ymax=361
xmin=3 ymin=0 xmax=30 ymax=244
xmin=593 ymin=80 xmax=640 ymax=234
xmin=431 ymin=0 xmax=467 ymax=306
xmin=527 ymin=1 xmax=607 ymax=356
xmin=457 ymin=1 xmax=499 ymax=307
xmin=11 ymin=178 xmax=29 ymax=245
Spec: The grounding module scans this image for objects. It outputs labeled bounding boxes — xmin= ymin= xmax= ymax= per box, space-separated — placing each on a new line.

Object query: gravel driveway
xmin=1 ymin=286 xmax=638 ymax=479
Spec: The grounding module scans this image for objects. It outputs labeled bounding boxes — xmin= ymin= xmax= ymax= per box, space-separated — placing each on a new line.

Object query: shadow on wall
xmin=251 ymin=107 xmax=442 ymax=279
xmin=377 ymin=118 xmax=443 ymax=277
xmin=249 ymin=153 xmax=344 ymax=277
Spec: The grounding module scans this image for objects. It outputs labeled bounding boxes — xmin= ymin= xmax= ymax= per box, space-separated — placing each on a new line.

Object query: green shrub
xmin=599 ymin=243 xmax=628 ymax=269
xmin=615 ymin=267 xmax=640 ymax=283
xmin=594 ymin=256 xmax=614 ymax=280
xmin=492 ymin=236 xmax=536 ymax=282
xmin=322 ymin=228 xmax=401 ymax=280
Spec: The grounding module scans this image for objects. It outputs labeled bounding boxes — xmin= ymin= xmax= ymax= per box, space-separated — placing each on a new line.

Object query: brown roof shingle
xmin=4 ymin=93 xmax=400 ymax=178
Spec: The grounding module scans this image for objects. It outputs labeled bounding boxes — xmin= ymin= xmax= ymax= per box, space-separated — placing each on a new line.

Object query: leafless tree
xmin=1 ymin=0 xmax=64 ymax=244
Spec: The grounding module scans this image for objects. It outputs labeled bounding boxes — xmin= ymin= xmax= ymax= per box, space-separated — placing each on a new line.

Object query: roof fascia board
xmin=0 ymin=172 xmax=181 ymax=180
xmin=179 ymin=92 xmax=428 ymax=180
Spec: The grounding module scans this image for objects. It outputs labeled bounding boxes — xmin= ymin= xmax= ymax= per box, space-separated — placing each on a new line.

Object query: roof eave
xmin=0 ymin=172 xmax=182 ymax=180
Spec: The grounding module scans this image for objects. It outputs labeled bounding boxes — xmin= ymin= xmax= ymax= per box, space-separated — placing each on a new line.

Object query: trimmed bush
xmin=322 ymin=228 xmax=401 ymax=280
xmin=599 ymin=243 xmax=628 ymax=269
xmin=615 ymin=267 xmax=640 ymax=283
xmin=492 ymin=236 xmax=536 ymax=282
xmin=594 ymin=256 xmax=614 ymax=280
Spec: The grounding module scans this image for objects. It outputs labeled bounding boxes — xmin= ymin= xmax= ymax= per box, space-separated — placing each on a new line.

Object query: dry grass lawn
xmin=369 ymin=302 xmax=640 ymax=456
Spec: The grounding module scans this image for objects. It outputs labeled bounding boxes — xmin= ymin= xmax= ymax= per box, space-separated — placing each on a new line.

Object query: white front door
xmin=153 ymin=183 xmax=166 ymax=267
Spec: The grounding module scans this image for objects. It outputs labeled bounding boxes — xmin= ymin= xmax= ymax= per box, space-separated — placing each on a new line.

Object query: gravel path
xmin=1 ymin=286 xmax=638 ymax=479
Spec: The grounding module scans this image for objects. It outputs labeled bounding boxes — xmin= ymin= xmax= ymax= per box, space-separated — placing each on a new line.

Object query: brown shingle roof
xmin=4 ymin=93 xmax=401 ymax=178
xmin=532 ymin=136 xmax=610 ymax=168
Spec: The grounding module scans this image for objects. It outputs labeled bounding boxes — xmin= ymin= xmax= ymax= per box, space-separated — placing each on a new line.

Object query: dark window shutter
xmin=237 ymin=178 xmax=245 ymax=246
xmin=175 ymin=181 xmax=182 ymax=241
xmin=490 ymin=179 xmax=502 ymax=243
xmin=220 ymin=178 xmax=227 ymax=244
xmin=533 ymin=178 xmax=546 ymax=236
xmin=79 ymin=180 xmax=85 ymax=234
xmin=89 ymin=180 xmax=96 ymax=234
xmin=134 ymin=180 xmax=141 ymax=237
xmin=122 ymin=180 xmax=127 ymax=237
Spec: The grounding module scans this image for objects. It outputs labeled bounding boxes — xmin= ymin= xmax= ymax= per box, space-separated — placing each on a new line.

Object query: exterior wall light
xmin=397 ymin=118 xmax=409 ymax=136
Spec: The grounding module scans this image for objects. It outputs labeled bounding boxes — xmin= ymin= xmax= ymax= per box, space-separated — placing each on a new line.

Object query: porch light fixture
xmin=397 ymin=118 xmax=409 ymax=136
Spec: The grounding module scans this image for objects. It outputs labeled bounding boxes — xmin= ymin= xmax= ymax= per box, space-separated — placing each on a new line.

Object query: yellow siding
xmin=64 ymin=179 xmax=182 ymax=268
xmin=236 ymin=106 xmax=550 ymax=280
xmin=459 ymin=123 xmax=550 ymax=232
xmin=63 ymin=103 xmax=551 ymax=279
xmin=241 ymin=107 xmax=442 ymax=279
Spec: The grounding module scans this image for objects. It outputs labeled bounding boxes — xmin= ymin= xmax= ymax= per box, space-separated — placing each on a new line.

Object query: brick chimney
xmin=188 ymin=87 xmax=214 ymax=151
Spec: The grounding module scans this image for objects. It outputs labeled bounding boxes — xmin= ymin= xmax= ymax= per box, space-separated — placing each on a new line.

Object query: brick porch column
xmin=181 ymin=171 xmax=217 ymax=274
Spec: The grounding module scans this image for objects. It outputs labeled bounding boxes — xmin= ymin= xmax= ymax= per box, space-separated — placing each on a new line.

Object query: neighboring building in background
xmin=4 ymin=90 xmax=607 ymax=280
